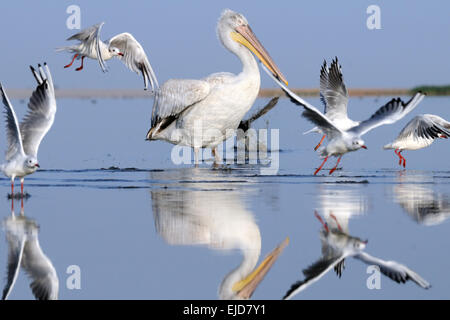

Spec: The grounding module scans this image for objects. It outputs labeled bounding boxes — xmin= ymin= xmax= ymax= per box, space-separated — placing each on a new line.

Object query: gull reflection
xmin=150 ymin=170 xmax=286 ymax=299
xmin=392 ymin=174 xmax=450 ymax=226
xmin=1 ymin=207 xmax=59 ymax=300
xmin=284 ymin=211 xmax=431 ymax=300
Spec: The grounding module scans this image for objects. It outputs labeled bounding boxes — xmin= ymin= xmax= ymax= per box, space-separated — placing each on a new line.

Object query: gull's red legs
xmin=329 ymin=156 xmax=342 ymax=175
xmin=329 ymin=213 xmax=343 ymax=231
xmin=75 ymin=56 xmax=85 ymax=71
xmin=394 ymin=149 xmax=406 ymax=168
xmin=314 ymin=156 xmax=329 ymax=175
xmin=314 ymin=211 xmax=329 ymax=233
xmin=64 ymin=54 xmax=79 ymax=68
xmin=314 ymin=135 xmax=326 ymax=151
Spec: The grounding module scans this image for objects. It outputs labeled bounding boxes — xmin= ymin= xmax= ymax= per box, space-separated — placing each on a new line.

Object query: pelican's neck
xmin=235 ymin=46 xmax=259 ymax=81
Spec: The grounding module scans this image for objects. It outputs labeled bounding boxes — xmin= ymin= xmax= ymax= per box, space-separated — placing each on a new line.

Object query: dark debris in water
xmin=325 ymin=180 xmax=369 ymax=184
xmin=7 ymin=192 xmax=31 ymax=200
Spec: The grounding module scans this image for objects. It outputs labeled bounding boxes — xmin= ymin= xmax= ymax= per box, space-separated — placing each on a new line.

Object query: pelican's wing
xmin=239 ymin=97 xmax=279 ymax=131
xmin=107 ymin=33 xmax=158 ymax=91
xmin=320 ymin=58 xmax=349 ymax=119
xmin=283 ymin=255 xmax=346 ymax=300
xmin=397 ymin=114 xmax=450 ymax=141
xmin=21 ymin=239 xmax=59 ymax=300
xmin=2 ymin=231 xmax=26 ymax=300
xmin=355 ymin=252 xmax=431 ymax=289
xmin=147 ymin=79 xmax=210 ymax=137
xmin=349 ymin=92 xmax=425 ymax=137
xmin=261 ymin=64 xmax=344 ymax=139
xmin=20 ymin=64 xmax=56 ymax=158
xmin=0 ymin=83 xmax=25 ymax=161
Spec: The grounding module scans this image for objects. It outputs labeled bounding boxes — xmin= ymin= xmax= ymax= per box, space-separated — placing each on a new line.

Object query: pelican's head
xmin=219 ymin=237 xmax=289 ymax=300
xmin=24 ymin=156 xmax=39 ymax=173
xmin=217 ymin=9 xmax=288 ymax=85
xmin=109 ymin=47 xmax=124 ymax=57
xmin=350 ymin=138 xmax=367 ymax=151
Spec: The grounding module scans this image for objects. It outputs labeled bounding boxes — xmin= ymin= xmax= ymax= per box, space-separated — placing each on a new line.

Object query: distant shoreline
xmin=4 ymin=87 xmax=449 ymax=99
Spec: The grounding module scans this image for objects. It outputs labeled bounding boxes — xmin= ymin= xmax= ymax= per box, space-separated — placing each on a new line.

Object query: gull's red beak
xmin=35 ymin=163 xmax=40 ymax=168
xmin=361 ymin=145 xmax=367 ymax=149
xmin=118 ymin=52 xmax=124 ymax=56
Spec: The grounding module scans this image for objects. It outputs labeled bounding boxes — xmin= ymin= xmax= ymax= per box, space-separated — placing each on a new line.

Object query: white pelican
xmin=2 ymin=209 xmax=59 ymax=300
xmin=150 ymin=171 xmax=287 ymax=299
xmin=262 ymin=64 xmax=425 ymax=175
xmin=283 ymin=211 xmax=430 ymax=300
xmin=383 ymin=114 xmax=450 ymax=167
xmin=57 ymin=22 xmax=157 ymax=91
xmin=0 ymin=64 xmax=56 ymax=196
xmin=305 ymin=58 xmax=359 ymax=151
xmin=146 ymin=9 xmax=287 ymax=165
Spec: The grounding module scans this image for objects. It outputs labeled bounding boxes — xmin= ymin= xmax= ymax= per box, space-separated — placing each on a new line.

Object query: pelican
xmin=383 ymin=114 xmax=450 ymax=167
xmin=150 ymin=170 xmax=287 ymax=299
xmin=283 ymin=211 xmax=430 ymax=300
xmin=146 ymin=9 xmax=287 ymax=165
xmin=57 ymin=22 xmax=157 ymax=91
xmin=2 ymin=208 xmax=59 ymax=300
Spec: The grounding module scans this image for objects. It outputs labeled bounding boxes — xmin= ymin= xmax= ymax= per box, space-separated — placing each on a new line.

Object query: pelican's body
xmin=146 ymin=9 xmax=287 ymax=164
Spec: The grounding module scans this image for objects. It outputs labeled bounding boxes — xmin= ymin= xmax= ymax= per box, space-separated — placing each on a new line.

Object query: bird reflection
xmin=1 ymin=206 xmax=59 ymax=300
xmin=150 ymin=170 xmax=287 ymax=299
xmin=284 ymin=211 xmax=430 ymax=300
xmin=392 ymin=173 xmax=450 ymax=226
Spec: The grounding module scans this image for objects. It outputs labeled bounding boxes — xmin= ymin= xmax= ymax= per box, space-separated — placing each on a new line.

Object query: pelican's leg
xmin=314 ymin=156 xmax=329 ymax=176
xmin=75 ymin=56 xmax=85 ymax=71
xmin=329 ymin=156 xmax=342 ymax=175
xmin=314 ymin=211 xmax=329 ymax=233
xmin=212 ymin=147 xmax=221 ymax=164
xmin=64 ymin=54 xmax=79 ymax=68
xmin=194 ymin=147 xmax=199 ymax=167
xmin=314 ymin=135 xmax=326 ymax=151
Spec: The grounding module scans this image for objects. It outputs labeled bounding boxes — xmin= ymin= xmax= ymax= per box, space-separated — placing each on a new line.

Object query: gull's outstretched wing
xmin=355 ymin=251 xmax=431 ymax=289
xmin=349 ymin=92 xmax=425 ymax=137
xmin=283 ymin=255 xmax=345 ymax=300
xmin=397 ymin=114 xmax=450 ymax=141
xmin=20 ymin=64 xmax=56 ymax=157
xmin=261 ymin=64 xmax=344 ymax=139
xmin=0 ymin=83 xmax=25 ymax=161
xmin=146 ymin=79 xmax=211 ymax=139
xmin=107 ymin=33 xmax=158 ymax=91
xmin=320 ymin=57 xmax=349 ymax=119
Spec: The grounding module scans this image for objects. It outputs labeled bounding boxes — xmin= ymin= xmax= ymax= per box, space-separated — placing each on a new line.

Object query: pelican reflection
xmin=1 ymin=207 xmax=59 ymax=300
xmin=150 ymin=170 xmax=286 ymax=299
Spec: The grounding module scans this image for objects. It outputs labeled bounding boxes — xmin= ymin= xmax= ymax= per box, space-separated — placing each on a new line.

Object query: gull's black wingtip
xmin=38 ymin=63 xmax=42 ymax=68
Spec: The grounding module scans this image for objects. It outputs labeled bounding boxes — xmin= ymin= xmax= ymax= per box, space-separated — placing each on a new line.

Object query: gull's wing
xmin=66 ymin=22 xmax=105 ymax=69
xmin=261 ymin=64 xmax=344 ymax=139
xmin=354 ymin=251 xmax=431 ymax=289
xmin=107 ymin=33 xmax=158 ymax=91
xmin=147 ymin=79 xmax=211 ymax=138
xmin=2 ymin=232 xmax=25 ymax=300
xmin=349 ymin=92 xmax=425 ymax=137
xmin=396 ymin=114 xmax=450 ymax=142
xmin=320 ymin=58 xmax=349 ymax=119
xmin=21 ymin=238 xmax=59 ymax=300
xmin=283 ymin=255 xmax=346 ymax=300
xmin=0 ymin=83 xmax=25 ymax=161
xmin=20 ymin=64 xmax=56 ymax=157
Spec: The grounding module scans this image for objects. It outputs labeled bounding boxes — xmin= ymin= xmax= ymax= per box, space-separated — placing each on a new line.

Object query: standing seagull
xmin=0 ymin=64 xmax=56 ymax=196
xmin=146 ymin=9 xmax=287 ymax=165
xmin=305 ymin=58 xmax=358 ymax=151
xmin=283 ymin=211 xmax=430 ymax=300
xmin=57 ymin=22 xmax=158 ymax=91
xmin=383 ymin=114 xmax=450 ymax=167
xmin=261 ymin=64 xmax=425 ymax=175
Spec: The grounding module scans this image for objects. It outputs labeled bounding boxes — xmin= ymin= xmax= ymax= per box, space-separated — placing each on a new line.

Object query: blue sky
xmin=1 ymin=1 xmax=449 ymax=89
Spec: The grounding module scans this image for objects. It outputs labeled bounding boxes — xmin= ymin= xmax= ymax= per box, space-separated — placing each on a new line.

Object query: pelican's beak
xmin=232 ymin=237 xmax=289 ymax=299
xmin=361 ymin=145 xmax=368 ymax=149
xmin=231 ymin=25 xmax=288 ymax=86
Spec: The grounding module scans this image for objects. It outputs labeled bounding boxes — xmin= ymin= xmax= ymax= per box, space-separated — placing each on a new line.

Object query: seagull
xmin=2 ymin=209 xmax=59 ymax=300
xmin=57 ymin=22 xmax=158 ymax=91
xmin=150 ymin=170 xmax=287 ymax=299
xmin=0 ymin=64 xmax=56 ymax=197
xmin=383 ymin=114 xmax=450 ymax=168
xmin=261 ymin=64 xmax=425 ymax=175
xmin=146 ymin=9 xmax=287 ymax=165
xmin=283 ymin=211 xmax=431 ymax=300
xmin=305 ymin=58 xmax=358 ymax=151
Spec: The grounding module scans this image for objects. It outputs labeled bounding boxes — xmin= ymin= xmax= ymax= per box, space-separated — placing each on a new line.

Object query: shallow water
xmin=1 ymin=96 xmax=449 ymax=299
